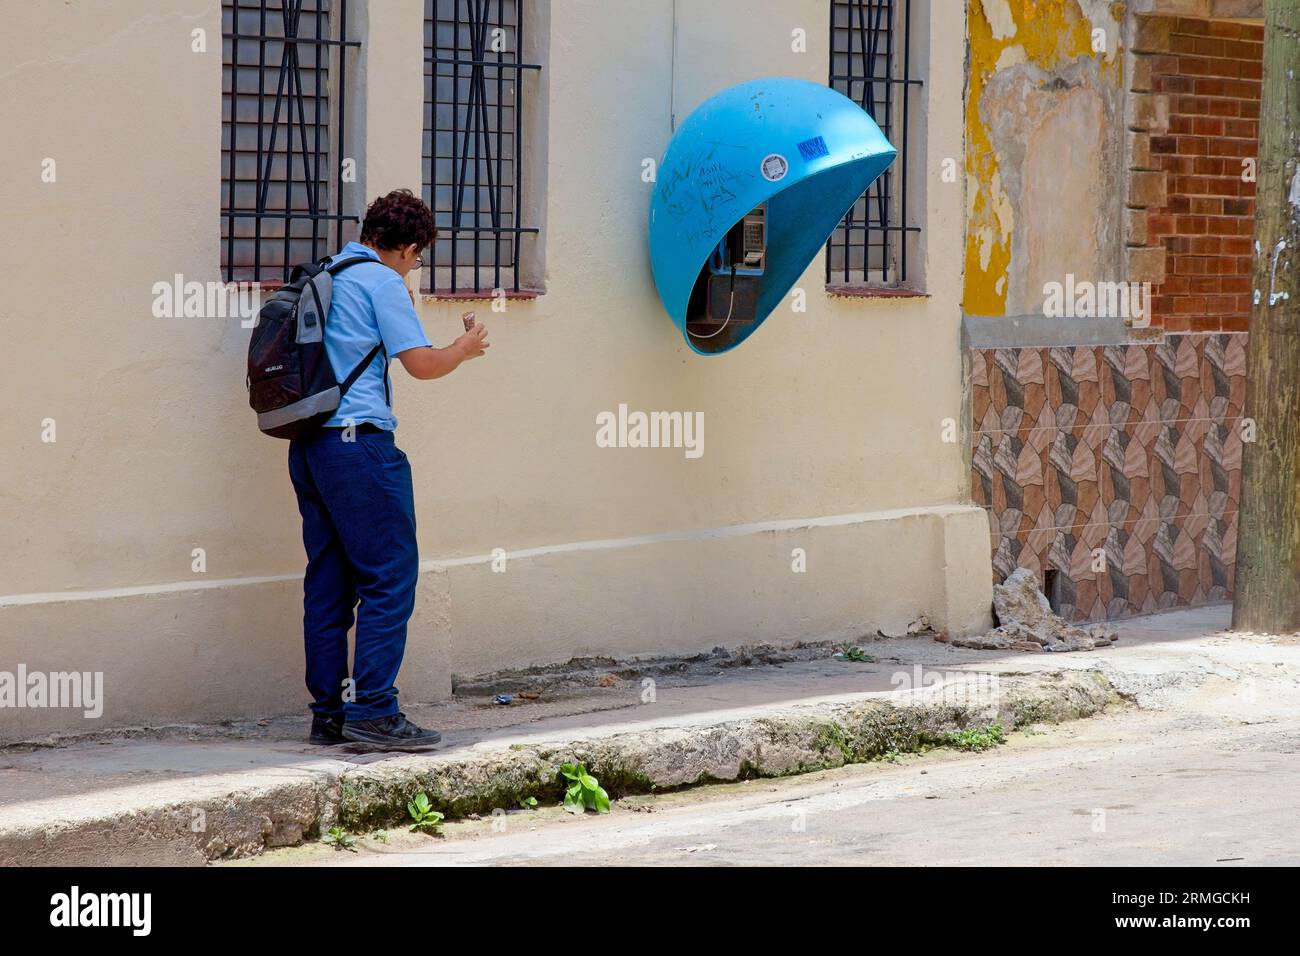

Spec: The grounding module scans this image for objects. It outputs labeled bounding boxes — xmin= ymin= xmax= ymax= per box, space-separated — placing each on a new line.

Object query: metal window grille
xmin=424 ymin=0 xmax=541 ymax=293
xmin=222 ymin=0 xmax=360 ymax=283
xmin=827 ymin=0 xmax=922 ymax=287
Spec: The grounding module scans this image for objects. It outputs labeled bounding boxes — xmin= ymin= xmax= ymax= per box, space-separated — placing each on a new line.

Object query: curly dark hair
xmin=359 ymin=188 xmax=437 ymax=251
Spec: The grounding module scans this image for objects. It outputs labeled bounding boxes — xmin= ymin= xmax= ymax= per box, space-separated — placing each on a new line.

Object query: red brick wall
xmin=1129 ymin=17 xmax=1262 ymax=333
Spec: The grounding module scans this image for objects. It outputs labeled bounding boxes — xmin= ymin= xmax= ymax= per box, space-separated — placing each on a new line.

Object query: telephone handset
xmin=710 ymin=203 xmax=766 ymax=276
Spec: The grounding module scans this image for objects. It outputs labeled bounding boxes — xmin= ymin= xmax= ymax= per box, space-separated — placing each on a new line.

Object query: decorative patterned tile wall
xmin=971 ymin=333 xmax=1246 ymax=622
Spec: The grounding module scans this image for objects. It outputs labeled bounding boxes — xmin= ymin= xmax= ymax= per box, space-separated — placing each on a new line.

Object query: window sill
xmin=826 ymin=285 xmax=929 ymax=299
xmin=227 ymin=279 xmax=288 ymax=291
xmin=421 ymin=288 xmax=545 ymax=302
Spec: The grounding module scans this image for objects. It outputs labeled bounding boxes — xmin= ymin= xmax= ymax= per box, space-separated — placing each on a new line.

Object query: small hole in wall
xmin=1042 ymin=569 xmax=1062 ymax=614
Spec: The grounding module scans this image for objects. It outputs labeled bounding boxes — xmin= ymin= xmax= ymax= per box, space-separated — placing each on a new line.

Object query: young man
xmin=289 ymin=189 xmax=488 ymax=749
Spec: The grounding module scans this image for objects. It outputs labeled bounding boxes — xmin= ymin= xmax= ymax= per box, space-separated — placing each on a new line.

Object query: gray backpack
xmin=246 ymin=256 xmax=384 ymax=439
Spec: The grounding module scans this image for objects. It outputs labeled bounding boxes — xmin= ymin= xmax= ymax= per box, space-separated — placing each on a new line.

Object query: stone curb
xmin=0 ymin=669 xmax=1121 ymax=866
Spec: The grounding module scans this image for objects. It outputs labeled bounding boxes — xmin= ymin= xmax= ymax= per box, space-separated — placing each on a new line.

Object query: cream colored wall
xmin=0 ymin=0 xmax=988 ymax=742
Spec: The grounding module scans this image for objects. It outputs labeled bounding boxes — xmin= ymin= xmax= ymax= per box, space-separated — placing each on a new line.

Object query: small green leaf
xmin=323 ymin=826 xmax=356 ymax=851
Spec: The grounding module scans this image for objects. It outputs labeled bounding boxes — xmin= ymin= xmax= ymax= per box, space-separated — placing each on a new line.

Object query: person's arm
xmin=369 ymin=275 xmax=490 ymax=381
xmin=395 ymin=323 xmax=489 ymax=380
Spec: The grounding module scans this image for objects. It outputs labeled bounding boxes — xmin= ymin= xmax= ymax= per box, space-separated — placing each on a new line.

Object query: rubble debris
xmin=945 ymin=568 xmax=1120 ymax=653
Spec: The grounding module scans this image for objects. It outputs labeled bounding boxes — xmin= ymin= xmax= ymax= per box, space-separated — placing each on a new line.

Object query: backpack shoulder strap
xmin=323 ymin=254 xmax=387 ymax=396
xmin=298 ymin=255 xmax=377 ymax=335
xmin=325 ymin=255 xmax=376 ymax=275
xmin=339 ymin=343 xmax=385 ymax=396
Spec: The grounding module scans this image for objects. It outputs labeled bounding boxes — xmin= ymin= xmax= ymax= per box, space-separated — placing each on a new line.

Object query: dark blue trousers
xmin=288 ymin=428 xmax=418 ymax=722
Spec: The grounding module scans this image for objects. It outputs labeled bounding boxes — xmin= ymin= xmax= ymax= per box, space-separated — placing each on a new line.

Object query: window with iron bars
xmin=424 ymin=0 xmax=542 ymax=294
xmin=221 ymin=0 xmax=360 ymax=284
xmin=827 ymin=0 xmax=922 ymax=288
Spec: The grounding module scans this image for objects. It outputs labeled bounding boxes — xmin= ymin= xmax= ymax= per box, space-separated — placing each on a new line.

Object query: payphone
xmin=649 ymin=77 xmax=896 ymax=355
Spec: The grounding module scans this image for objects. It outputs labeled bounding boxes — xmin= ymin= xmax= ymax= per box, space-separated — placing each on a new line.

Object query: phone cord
xmin=687 ymin=266 xmax=736 ymax=340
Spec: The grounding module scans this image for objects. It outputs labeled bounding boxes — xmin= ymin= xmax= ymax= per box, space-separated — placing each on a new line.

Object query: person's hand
xmin=454 ymin=321 xmax=489 ymax=360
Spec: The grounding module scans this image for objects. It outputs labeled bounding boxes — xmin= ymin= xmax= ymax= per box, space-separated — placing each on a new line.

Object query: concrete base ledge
xmin=0 ymin=669 xmax=1118 ymax=866
xmin=0 ymin=504 xmax=993 ymax=742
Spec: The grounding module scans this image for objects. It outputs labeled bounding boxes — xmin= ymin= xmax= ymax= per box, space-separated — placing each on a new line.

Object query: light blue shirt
xmin=322 ymin=241 xmax=431 ymax=430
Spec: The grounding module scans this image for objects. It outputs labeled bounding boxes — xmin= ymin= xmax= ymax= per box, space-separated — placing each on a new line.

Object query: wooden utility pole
xmin=1234 ymin=2 xmax=1300 ymax=632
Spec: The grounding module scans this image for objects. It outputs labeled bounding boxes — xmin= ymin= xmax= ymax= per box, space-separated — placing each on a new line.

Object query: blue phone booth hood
xmin=648 ymin=77 xmax=896 ymax=355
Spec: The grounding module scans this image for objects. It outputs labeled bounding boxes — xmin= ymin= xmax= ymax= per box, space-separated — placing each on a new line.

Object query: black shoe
xmin=309 ymin=714 xmax=346 ymax=745
xmin=341 ymin=712 xmax=442 ymax=750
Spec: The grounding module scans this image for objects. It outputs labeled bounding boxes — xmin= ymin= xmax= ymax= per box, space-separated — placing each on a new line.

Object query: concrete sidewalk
xmin=2 ymin=604 xmax=1293 ymax=866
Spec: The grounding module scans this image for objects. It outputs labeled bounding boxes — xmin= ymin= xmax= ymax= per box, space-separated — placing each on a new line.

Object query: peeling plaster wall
xmin=964 ymin=0 xmax=1125 ymax=319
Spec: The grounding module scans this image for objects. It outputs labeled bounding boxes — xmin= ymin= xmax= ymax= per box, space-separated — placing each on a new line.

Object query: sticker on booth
xmin=760 ymin=154 xmax=789 ymax=182
xmin=797 ymin=136 xmax=830 ymax=160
